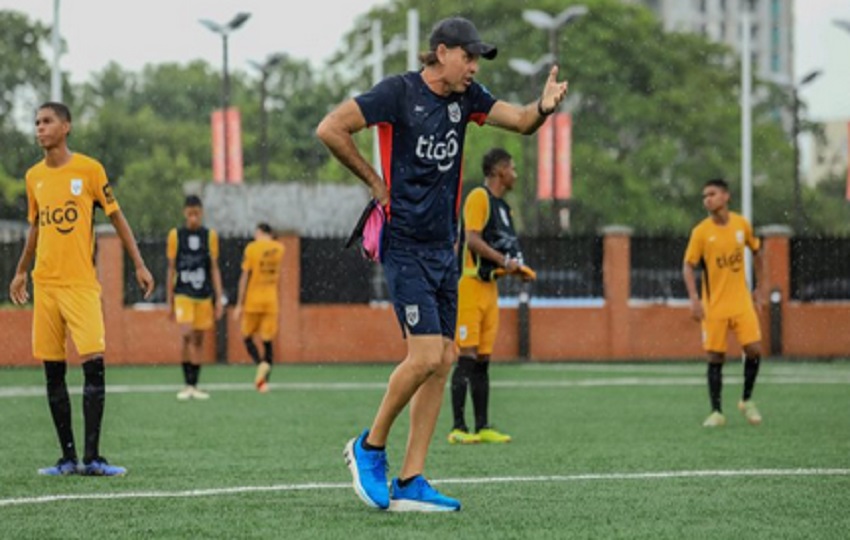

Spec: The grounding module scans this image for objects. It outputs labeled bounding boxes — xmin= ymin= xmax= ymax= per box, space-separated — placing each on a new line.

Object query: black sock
xmin=397 ymin=475 xmax=421 ymax=488
xmin=451 ymin=356 xmax=475 ymax=431
xmin=181 ymin=361 xmax=192 ymax=386
xmin=244 ymin=338 xmax=260 ymax=364
xmin=360 ymin=436 xmax=385 ymax=452
xmin=44 ymin=361 xmax=77 ymax=461
xmin=743 ymin=355 xmax=761 ymax=401
xmin=707 ymin=362 xmax=723 ymax=413
xmin=82 ymin=357 xmax=106 ymax=463
xmin=189 ymin=364 xmax=201 ymax=387
xmin=471 ymin=360 xmax=490 ymax=432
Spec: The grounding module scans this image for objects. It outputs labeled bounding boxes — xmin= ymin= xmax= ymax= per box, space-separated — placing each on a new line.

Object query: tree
xmin=0 ymin=10 xmax=56 ymax=221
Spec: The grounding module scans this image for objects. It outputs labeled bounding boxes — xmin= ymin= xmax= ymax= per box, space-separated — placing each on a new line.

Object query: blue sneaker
xmin=389 ymin=475 xmax=461 ymax=512
xmin=343 ymin=429 xmax=389 ymax=509
xmin=37 ymin=458 xmax=79 ymax=476
xmin=81 ymin=457 xmax=127 ymax=477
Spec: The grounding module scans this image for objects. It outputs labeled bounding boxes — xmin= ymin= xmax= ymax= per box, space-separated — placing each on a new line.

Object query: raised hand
xmin=539 ymin=65 xmax=569 ymax=114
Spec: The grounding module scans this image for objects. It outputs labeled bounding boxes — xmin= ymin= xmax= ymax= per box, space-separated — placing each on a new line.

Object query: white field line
xmin=0 ymin=375 xmax=848 ymax=398
xmin=1 ymin=468 xmax=848 ymax=508
xmin=519 ymin=363 xmax=850 ymax=375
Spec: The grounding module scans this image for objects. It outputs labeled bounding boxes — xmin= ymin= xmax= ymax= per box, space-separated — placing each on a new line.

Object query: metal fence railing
xmin=630 ymin=236 xmax=692 ymax=301
xmin=15 ymin=234 xmax=850 ymax=307
xmin=0 ymin=239 xmax=26 ymax=304
xmin=791 ymin=237 xmax=850 ymax=301
xmin=123 ymin=235 xmax=251 ymax=306
xmin=501 ymin=236 xmax=604 ymax=300
xmin=300 ymin=237 xmax=377 ymax=304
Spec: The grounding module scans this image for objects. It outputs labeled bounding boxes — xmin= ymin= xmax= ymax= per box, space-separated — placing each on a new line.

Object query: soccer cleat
xmin=447 ymin=429 xmax=481 ymax=445
xmin=477 ymin=427 xmax=512 ymax=443
xmin=81 ymin=457 xmax=127 ymax=477
xmin=702 ymin=411 xmax=726 ymax=428
xmin=255 ymin=362 xmax=271 ymax=392
xmin=389 ymin=475 xmax=461 ymax=512
xmin=176 ymin=386 xmax=193 ymax=401
xmin=38 ymin=458 xmax=79 ymax=476
xmin=738 ymin=400 xmax=763 ymax=425
xmin=343 ymin=429 xmax=389 ymax=509
xmin=190 ymin=387 xmax=210 ymax=400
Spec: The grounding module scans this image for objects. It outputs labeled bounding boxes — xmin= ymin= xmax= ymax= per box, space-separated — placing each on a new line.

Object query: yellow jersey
xmin=683 ymin=212 xmax=760 ymax=319
xmin=460 ymin=187 xmax=490 ymax=278
xmin=26 ymin=153 xmax=120 ymax=289
xmin=241 ymin=239 xmax=285 ymax=313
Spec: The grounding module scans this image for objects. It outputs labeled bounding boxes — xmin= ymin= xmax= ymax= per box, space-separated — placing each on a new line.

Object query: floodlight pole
xmin=522 ymin=6 xmax=588 ymax=235
xmin=790 ymin=70 xmax=822 ymax=233
xmin=250 ymin=54 xmax=285 ymax=183
xmin=741 ymin=1 xmax=753 ymax=286
xmin=50 ymin=0 xmax=61 ymax=102
xmin=509 ymin=54 xmax=556 ymax=236
xmin=200 ymin=13 xmax=251 ymax=183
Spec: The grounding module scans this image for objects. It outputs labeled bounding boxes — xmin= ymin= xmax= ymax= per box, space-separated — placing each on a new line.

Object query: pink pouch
xmin=361 ymin=202 xmax=386 ymax=262
xmin=345 ymin=199 xmax=386 ymax=262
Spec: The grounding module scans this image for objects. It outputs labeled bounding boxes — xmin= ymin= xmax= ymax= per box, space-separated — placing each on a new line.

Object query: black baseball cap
xmin=429 ymin=17 xmax=497 ymax=60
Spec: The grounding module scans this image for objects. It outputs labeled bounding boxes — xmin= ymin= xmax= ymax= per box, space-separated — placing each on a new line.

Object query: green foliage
xmin=0 ymin=4 xmax=841 ymax=235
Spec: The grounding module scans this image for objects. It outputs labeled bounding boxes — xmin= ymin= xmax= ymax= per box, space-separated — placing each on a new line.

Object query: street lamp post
xmin=50 ymin=0 xmax=62 ymax=102
xmin=521 ymin=6 xmax=588 ymax=234
xmin=791 ymin=70 xmax=823 ymax=234
xmin=509 ymin=54 xmax=555 ymax=235
xmin=200 ymin=12 xmax=251 ymax=183
xmin=248 ymin=53 xmax=286 ymax=183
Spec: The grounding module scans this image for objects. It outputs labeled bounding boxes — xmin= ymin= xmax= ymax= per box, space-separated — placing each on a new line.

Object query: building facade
xmin=629 ymin=0 xmax=794 ymax=81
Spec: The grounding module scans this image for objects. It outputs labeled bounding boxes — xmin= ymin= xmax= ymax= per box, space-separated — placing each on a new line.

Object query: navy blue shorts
xmin=382 ymin=246 xmax=458 ymax=338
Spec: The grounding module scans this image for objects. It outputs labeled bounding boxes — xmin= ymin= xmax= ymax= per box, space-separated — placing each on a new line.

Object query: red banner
xmin=554 ymin=113 xmax=572 ymax=200
xmin=211 ymin=108 xmax=244 ymax=184
xmin=537 ymin=116 xmax=553 ymax=200
xmin=537 ymin=113 xmax=572 ymax=200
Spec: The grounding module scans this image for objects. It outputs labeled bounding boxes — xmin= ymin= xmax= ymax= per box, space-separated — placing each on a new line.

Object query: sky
xmin=0 ymin=0 xmax=848 ymax=121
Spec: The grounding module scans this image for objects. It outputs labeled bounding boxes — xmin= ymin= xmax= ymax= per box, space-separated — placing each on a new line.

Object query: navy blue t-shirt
xmin=354 ymin=71 xmax=497 ymax=248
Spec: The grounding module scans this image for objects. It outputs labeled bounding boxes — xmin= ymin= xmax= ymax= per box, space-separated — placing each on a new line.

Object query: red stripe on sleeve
xmin=377 ymin=122 xmax=394 ymax=220
xmin=469 ymin=112 xmax=488 ymax=126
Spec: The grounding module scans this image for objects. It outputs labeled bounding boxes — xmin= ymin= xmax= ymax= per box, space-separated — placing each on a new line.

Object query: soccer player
xmin=317 ymin=16 xmax=567 ymax=511
xmin=448 ymin=148 xmax=534 ymax=445
xmin=233 ymin=223 xmax=285 ymax=392
xmin=683 ymin=178 xmax=766 ymax=428
xmin=166 ymin=195 xmax=223 ymax=401
xmin=8 ymin=102 xmax=155 ymax=476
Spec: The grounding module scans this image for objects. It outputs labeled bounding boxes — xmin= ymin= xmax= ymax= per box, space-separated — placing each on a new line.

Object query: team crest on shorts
xmin=405 ymin=305 xmax=420 ymax=328
xmin=447 ymin=102 xmax=461 ymax=123
xmin=70 ymin=179 xmax=83 ymax=196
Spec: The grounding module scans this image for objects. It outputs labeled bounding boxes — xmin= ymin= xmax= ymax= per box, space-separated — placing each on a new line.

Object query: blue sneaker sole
xmin=343 ymin=438 xmax=388 ymax=510
xmin=389 ymin=498 xmax=461 ymax=512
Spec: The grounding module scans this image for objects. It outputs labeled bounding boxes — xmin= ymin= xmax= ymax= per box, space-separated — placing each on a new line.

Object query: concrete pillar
xmin=96 ymin=230 xmax=126 ymax=362
xmin=602 ymin=225 xmax=633 ymax=359
xmin=277 ymin=235 xmax=301 ymax=362
xmin=759 ymin=225 xmax=791 ymax=356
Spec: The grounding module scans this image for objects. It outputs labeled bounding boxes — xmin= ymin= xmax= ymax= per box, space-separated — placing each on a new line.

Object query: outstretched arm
xmin=316 ymin=99 xmax=388 ymax=205
xmin=487 ymin=65 xmax=569 ymax=135
xmin=109 ymin=211 xmax=154 ymax=300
